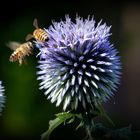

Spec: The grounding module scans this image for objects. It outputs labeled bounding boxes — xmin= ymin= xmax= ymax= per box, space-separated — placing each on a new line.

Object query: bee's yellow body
xmin=33 ymin=28 xmax=48 ymax=42
xmin=9 ymin=41 xmax=33 ymax=65
xmin=26 ymin=19 xmax=48 ymax=42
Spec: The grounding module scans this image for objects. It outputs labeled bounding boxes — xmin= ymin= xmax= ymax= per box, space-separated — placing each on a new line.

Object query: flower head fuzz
xmin=36 ymin=16 xmax=121 ymax=113
xmin=0 ymin=81 xmax=5 ymax=113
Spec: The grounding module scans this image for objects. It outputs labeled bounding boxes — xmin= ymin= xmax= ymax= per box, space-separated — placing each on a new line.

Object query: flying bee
xmin=7 ymin=41 xmax=33 ymax=65
xmin=26 ymin=18 xmax=48 ymax=42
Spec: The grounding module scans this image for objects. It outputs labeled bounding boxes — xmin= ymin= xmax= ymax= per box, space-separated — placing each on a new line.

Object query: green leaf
xmin=55 ymin=112 xmax=73 ymax=119
xmin=67 ymin=116 xmax=75 ymax=124
xmin=75 ymin=113 xmax=82 ymax=119
xmin=76 ymin=121 xmax=84 ymax=130
xmin=41 ymin=112 xmax=74 ymax=140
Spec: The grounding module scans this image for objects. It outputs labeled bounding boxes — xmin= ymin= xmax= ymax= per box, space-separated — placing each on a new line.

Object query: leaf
xmin=55 ymin=112 xmax=73 ymax=119
xmin=75 ymin=113 xmax=82 ymax=119
xmin=67 ymin=116 xmax=75 ymax=124
xmin=41 ymin=112 xmax=74 ymax=140
xmin=76 ymin=121 xmax=84 ymax=130
xmin=91 ymin=123 xmax=136 ymax=139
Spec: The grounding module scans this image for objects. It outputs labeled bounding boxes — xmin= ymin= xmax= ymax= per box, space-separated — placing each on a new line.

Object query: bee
xmin=7 ymin=41 xmax=33 ymax=65
xmin=26 ymin=18 xmax=48 ymax=42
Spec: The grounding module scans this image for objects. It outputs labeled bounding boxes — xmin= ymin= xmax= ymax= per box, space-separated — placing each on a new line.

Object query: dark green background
xmin=0 ymin=0 xmax=140 ymax=139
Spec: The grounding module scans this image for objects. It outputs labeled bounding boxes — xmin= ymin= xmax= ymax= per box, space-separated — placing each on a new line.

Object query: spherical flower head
xmin=36 ymin=15 xmax=121 ymax=113
xmin=0 ymin=81 xmax=5 ymax=113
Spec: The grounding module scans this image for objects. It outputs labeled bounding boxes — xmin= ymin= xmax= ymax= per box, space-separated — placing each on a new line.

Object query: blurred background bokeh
xmin=0 ymin=0 xmax=140 ymax=139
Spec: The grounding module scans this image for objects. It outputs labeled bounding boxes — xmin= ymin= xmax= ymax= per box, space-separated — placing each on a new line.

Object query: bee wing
xmin=33 ymin=18 xmax=39 ymax=29
xmin=25 ymin=34 xmax=33 ymax=41
xmin=6 ymin=41 xmax=21 ymax=50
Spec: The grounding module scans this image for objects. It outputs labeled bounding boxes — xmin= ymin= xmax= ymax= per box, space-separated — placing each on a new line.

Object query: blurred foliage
xmin=91 ymin=123 xmax=140 ymax=140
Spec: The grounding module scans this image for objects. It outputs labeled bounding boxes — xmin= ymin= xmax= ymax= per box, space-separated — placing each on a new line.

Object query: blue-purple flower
xmin=36 ymin=15 xmax=121 ymax=113
xmin=0 ymin=81 xmax=5 ymax=113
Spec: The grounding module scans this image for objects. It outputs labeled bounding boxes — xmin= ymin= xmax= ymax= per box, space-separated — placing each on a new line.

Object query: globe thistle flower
xmin=36 ymin=15 xmax=121 ymax=113
xmin=0 ymin=81 xmax=5 ymax=113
